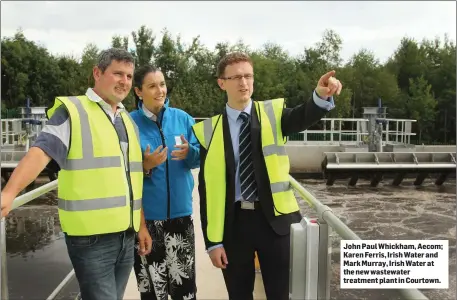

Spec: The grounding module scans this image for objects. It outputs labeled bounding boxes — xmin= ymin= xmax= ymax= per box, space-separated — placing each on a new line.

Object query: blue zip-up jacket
xmin=130 ymin=99 xmax=200 ymax=221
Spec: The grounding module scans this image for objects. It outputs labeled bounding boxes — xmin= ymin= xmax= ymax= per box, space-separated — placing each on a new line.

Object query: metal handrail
xmin=289 ymin=175 xmax=429 ymax=300
xmin=0 ymin=180 xmax=71 ymax=300
xmin=11 ymin=180 xmax=58 ymax=210
xmin=1 ymin=177 xmax=430 ymax=300
xmin=45 ymin=269 xmax=75 ymax=300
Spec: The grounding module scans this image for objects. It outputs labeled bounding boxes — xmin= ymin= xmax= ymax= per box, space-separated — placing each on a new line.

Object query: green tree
xmin=343 ymin=49 xmax=399 ymax=117
xmin=111 ymin=35 xmax=129 ymax=50
xmin=406 ymin=76 xmax=437 ymax=143
xmin=1 ymin=29 xmax=61 ymax=108
xmin=55 ymin=55 xmax=84 ymax=96
xmin=154 ymin=29 xmax=201 ymax=112
xmin=297 ymin=29 xmax=351 ymax=118
xmin=79 ymin=43 xmax=99 ymax=90
xmin=131 ymin=25 xmax=155 ymax=67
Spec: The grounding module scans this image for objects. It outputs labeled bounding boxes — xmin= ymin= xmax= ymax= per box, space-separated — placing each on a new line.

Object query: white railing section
xmin=1 ymin=118 xmax=47 ymax=149
xmin=194 ymin=117 xmax=417 ymax=145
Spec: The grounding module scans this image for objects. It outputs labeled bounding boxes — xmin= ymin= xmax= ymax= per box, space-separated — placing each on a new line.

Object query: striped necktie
xmin=238 ymin=112 xmax=258 ymax=202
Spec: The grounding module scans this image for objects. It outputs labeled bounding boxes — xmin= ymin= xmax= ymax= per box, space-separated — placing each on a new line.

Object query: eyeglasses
xmin=221 ymin=74 xmax=254 ymax=81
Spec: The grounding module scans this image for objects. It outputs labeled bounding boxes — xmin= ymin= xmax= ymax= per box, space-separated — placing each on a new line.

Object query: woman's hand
xmin=171 ymin=135 xmax=189 ymax=161
xmin=137 ymin=225 xmax=152 ymax=256
xmin=143 ymin=144 xmax=168 ymax=170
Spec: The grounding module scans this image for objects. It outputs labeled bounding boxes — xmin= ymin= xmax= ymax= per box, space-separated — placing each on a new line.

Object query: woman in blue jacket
xmin=130 ymin=65 xmax=200 ymax=300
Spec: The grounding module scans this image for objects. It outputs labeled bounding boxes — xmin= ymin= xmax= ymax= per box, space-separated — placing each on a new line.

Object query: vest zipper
xmin=125 ymin=127 xmax=134 ymax=230
xmin=117 ymin=119 xmax=134 ymax=230
xmin=154 ymin=117 xmax=171 ymax=220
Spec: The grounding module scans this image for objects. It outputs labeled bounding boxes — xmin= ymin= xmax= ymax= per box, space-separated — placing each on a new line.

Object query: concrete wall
xmin=414 ymin=145 xmax=456 ymax=152
xmin=286 ymin=143 xmax=340 ymax=173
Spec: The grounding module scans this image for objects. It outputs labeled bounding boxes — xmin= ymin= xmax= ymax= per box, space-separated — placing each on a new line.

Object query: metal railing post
xmin=1 ymin=218 xmax=9 ymax=300
xmin=317 ymin=219 xmax=331 ymax=300
xmin=330 ymin=120 xmax=334 ymax=142
xmin=289 ymin=217 xmax=320 ymax=300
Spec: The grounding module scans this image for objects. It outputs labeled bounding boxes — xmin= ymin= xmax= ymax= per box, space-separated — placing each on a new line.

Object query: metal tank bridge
xmin=319 ymin=106 xmax=456 ymax=187
xmin=1 ymin=171 xmax=433 ymax=300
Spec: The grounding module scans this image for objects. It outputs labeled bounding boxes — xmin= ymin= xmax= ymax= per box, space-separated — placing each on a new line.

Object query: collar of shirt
xmin=141 ymin=102 xmax=158 ymax=122
xmin=226 ymin=99 xmax=253 ymax=123
xmin=85 ymin=88 xmax=125 ymax=114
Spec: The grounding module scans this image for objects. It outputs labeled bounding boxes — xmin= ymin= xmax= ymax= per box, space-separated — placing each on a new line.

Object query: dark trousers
xmin=133 ymin=216 xmax=197 ymax=300
xmin=222 ymin=202 xmax=291 ymax=300
xmin=65 ymin=229 xmax=135 ymax=300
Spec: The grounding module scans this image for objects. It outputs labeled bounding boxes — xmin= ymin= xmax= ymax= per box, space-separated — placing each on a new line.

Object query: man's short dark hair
xmin=96 ymin=48 xmax=135 ymax=73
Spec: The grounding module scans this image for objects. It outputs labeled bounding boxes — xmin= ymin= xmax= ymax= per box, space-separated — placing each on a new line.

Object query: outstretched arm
xmin=281 ymin=91 xmax=333 ymax=136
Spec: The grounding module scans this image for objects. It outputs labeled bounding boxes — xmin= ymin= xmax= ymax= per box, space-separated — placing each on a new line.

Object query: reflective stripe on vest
xmin=258 ymin=100 xmax=291 ymax=195
xmin=47 ymin=95 xmax=143 ymax=235
xmin=58 ymin=195 xmax=143 ymax=211
xmin=261 ymin=101 xmax=288 ymax=156
xmin=199 ymin=114 xmax=220 ymax=149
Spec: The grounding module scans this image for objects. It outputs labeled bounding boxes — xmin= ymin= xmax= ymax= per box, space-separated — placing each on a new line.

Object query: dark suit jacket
xmin=198 ymin=95 xmax=329 ymax=249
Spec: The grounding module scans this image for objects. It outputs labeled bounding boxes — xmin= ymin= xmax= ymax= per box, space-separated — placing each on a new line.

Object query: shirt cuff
xmin=207 ymin=244 xmax=223 ymax=253
xmin=313 ymin=90 xmax=335 ymax=111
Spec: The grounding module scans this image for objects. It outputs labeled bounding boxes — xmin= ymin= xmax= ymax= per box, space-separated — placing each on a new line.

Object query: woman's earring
xmin=139 ymin=96 xmax=142 ymax=100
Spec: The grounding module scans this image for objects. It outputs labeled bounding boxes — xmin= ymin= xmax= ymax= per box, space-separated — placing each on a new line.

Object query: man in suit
xmin=192 ymin=52 xmax=342 ymax=300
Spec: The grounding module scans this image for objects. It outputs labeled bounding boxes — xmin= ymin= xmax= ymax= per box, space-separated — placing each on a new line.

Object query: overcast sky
xmin=1 ymin=1 xmax=455 ymax=64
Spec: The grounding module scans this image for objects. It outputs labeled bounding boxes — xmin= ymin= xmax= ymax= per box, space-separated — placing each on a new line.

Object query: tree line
xmin=1 ymin=26 xmax=455 ymax=144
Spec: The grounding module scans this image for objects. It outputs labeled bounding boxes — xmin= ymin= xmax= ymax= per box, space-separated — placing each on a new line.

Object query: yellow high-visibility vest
xmin=47 ymin=95 xmax=143 ymax=236
xmin=192 ymin=98 xmax=299 ymax=243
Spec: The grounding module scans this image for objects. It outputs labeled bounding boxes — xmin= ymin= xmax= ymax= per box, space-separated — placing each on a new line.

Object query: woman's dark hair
xmin=133 ymin=64 xmax=160 ymax=108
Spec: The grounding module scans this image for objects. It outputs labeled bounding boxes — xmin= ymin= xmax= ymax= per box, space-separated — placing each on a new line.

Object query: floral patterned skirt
xmin=133 ymin=216 xmax=197 ymax=300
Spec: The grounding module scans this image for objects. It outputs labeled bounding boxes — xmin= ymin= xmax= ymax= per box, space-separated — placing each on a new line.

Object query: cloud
xmin=1 ymin=1 xmax=455 ymax=63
